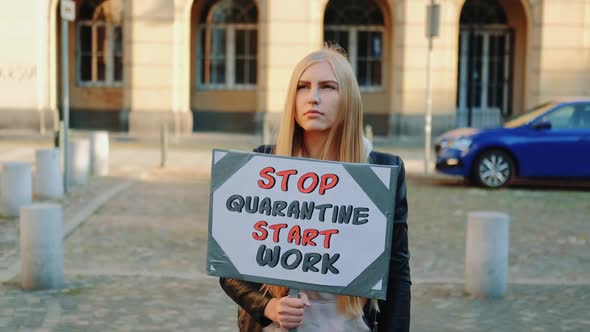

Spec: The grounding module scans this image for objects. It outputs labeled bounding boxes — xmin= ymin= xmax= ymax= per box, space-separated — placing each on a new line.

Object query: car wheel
xmin=473 ymin=150 xmax=514 ymax=188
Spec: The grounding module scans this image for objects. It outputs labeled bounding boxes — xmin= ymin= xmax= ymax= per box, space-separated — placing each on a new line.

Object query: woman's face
xmin=295 ymin=61 xmax=340 ymax=133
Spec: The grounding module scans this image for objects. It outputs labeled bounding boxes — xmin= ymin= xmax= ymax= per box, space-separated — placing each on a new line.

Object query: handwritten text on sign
xmin=208 ymin=150 xmax=396 ymax=298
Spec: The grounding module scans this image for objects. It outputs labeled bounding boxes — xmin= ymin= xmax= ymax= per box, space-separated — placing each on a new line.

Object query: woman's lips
xmin=304 ymin=110 xmax=323 ymax=116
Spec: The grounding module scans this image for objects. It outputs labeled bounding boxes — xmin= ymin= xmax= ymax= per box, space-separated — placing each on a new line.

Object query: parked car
xmin=435 ymin=98 xmax=590 ymax=188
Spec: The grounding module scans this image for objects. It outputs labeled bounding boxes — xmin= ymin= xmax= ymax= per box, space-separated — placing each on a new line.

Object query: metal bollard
xmin=90 ymin=131 xmax=109 ymax=176
xmin=161 ymin=124 xmax=168 ymax=168
xmin=35 ymin=149 xmax=64 ymax=199
xmin=465 ymin=211 xmax=510 ymax=298
xmin=1 ymin=162 xmax=32 ymax=217
xmin=67 ymin=139 xmax=90 ymax=186
xmin=20 ymin=203 xmax=63 ymax=290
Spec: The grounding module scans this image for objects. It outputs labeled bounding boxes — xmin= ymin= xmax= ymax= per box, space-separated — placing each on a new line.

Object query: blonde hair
xmin=275 ymin=45 xmax=365 ymax=163
xmin=266 ymin=45 xmax=372 ymax=316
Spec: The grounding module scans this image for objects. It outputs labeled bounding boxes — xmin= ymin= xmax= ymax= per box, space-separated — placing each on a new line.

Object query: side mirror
xmin=532 ymin=120 xmax=552 ymax=130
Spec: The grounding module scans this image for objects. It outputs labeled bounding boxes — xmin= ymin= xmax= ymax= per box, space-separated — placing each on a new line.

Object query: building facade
xmin=1 ymin=0 xmax=589 ymax=138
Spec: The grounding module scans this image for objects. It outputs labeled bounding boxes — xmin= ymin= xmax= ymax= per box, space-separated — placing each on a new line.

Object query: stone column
xmin=392 ymin=0 xmax=458 ymax=138
xmin=536 ymin=0 xmax=590 ymax=102
xmin=126 ymin=0 xmax=192 ymax=136
xmin=36 ymin=0 xmax=59 ymax=133
xmin=0 ymin=0 xmax=57 ymax=132
xmin=257 ymin=0 xmax=324 ymax=144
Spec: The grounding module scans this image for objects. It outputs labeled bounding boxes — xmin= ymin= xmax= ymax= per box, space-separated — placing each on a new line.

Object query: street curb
xmin=0 ymin=178 xmax=136 ymax=283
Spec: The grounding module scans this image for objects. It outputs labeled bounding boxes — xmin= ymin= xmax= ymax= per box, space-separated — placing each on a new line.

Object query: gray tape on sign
xmin=343 ymin=164 xmax=393 ymax=218
xmin=207 ymin=236 xmax=241 ymax=277
xmin=210 ymin=150 xmax=256 ymax=194
xmin=340 ymin=251 xmax=390 ymax=300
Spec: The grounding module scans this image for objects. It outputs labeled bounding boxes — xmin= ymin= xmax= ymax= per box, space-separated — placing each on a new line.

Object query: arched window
xmin=460 ymin=0 xmax=507 ymax=26
xmin=198 ymin=0 xmax=257 ymax=89
xmin=324 ymin=0 xmax=384 ymax=88
xmin=77 ymin=0 xmax=123 ymax=86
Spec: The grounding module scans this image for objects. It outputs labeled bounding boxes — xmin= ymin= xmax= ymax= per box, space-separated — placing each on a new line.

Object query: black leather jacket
xmin=220 ymin=145 xmax=411 ymax=332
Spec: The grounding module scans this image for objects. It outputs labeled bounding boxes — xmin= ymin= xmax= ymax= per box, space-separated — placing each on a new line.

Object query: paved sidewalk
xmin=0 ymin=136 xmax=589 ymax=331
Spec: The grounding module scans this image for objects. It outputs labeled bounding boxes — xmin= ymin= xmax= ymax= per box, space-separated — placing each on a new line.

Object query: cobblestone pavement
xmin=0 ymin=275 xmax=236 ymax=332
xmin=405 ymin=176 xmax=590 ymax=283
xmin=412 ymin=283 xmax=590 ymax=332
xmin=0 ymin=177 xmax=128 ymax=272
xmin=1 ymin=277 xmax=588 ymax=331
xmin=62 ymin=168 xmax=210 ymax=278
xmin=0 ymin=137 xmax=589 ymax=331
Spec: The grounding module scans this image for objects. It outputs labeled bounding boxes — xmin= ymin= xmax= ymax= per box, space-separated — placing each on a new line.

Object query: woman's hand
xmin=264 ymin=293 xmax=311 ymax=329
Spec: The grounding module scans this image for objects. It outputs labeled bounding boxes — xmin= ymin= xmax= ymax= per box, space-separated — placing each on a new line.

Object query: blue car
xmin=435 ymin=98 xmax=590 ymax=188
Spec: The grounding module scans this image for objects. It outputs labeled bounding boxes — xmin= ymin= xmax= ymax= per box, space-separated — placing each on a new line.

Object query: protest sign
xmin=207 ymin=149 xmax=399 ymax=299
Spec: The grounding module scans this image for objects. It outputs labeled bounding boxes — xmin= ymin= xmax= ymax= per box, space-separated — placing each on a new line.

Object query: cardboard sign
xmin=207 ymin=149 xmax=399 ymax=299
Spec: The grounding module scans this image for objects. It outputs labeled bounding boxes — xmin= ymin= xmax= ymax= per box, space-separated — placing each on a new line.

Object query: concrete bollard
xmin=20 ymin=203 xmax=63 ymax=290
xmin=90 ymin=131 xmax=109 ymax=176
xmin=67 ymin=139 xmax=90 ymax=185
xmin=34 ymin=149 xmax=64 ymax=199
xmin=465 ymin=211 xmax=510 ymax=298
xmin=1 ymin=162 xmax=32 ymax=217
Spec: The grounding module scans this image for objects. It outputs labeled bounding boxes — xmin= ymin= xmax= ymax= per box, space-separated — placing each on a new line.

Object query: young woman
xmin=220 ymin=46 xmax=411 ymax=332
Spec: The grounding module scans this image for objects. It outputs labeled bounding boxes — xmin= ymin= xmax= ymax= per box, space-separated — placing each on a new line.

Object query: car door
xmin=571 ymin=103 xmax=590 ymax=176
xmin=514 ymin=103 xmax=588 ymax=177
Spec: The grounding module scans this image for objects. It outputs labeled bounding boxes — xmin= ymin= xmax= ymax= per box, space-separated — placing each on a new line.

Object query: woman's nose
xmin=308 ymin=86 xmax=320 ymax=104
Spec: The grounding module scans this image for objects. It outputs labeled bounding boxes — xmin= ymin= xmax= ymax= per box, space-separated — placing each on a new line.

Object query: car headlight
xmin=450 ymin=137 xmax=472 ymax=152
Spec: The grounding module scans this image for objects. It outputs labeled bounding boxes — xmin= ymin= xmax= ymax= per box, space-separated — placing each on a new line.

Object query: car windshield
xmin=503 ymin=102 xmax=556 ymax=128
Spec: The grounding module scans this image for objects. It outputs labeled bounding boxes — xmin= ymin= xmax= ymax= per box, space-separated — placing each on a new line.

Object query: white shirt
xmin=262 ymin=291 xmax=370 ymax=332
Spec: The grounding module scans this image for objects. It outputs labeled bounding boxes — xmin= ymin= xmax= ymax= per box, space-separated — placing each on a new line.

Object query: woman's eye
xmin=322 ymin=84 xmax=337 ymax=90
xmin=296 ymin=85 xmax=307 ymax=90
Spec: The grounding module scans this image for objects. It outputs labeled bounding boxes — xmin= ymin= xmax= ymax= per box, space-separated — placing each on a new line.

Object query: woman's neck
xmin=302 ymin=130 xmax=334 ymax=160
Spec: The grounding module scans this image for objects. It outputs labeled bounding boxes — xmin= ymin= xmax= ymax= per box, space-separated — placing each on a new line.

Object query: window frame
xmin=197 ymin=22 xmax=257 ymax=91
xmin=324 ymin=25 xmax=385 ymax=92
xmin=76 ymin=20 xmax=123 ymax=88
